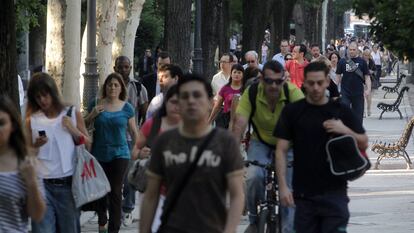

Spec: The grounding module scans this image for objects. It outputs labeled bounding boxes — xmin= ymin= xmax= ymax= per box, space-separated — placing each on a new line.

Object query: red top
xmin=141 ymin=118 xmax=167 ymax=195
xmin=285 ymin=60 xmax=309 ymax=88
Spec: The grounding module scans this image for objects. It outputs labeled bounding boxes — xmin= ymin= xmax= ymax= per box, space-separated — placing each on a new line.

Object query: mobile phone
xmin=38 ymin=130 xmax=46 ymax=137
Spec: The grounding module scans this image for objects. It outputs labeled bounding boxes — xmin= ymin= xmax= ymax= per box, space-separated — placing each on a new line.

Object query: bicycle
xmin=245 ymin=160 xmax=281 ymax=233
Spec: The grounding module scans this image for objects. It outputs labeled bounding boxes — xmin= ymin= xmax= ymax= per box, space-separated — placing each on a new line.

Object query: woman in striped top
xmin=0 ymin=95 xmax=46 ymax=232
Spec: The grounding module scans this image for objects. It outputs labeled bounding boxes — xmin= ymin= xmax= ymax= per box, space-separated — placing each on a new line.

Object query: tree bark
xmin=45 ymin=0 xmax=67 ymax=92
xmin=218 ymin=0 xmax=230 ymax=55
xmin=164 ymin=0 xmax=192 ymax=72
xmin=242 ymin=0 xmax=275 ymax=56
xmin=45 ymin=0 xmax=81 ymax=106
xmin=96 ymin=0 xmax=119 ymax=85
xmin=112 ymin=0 xmax=146 ymax=79
xmin=0 ymin=0 xmax=19 ymax=106
xmin=202 ymin=0 xmax=222 ymax=81
xmin=29 ymin=12 xmax=47 ymax=72
xmin=270 ymin=0 xmax=297 ymax=55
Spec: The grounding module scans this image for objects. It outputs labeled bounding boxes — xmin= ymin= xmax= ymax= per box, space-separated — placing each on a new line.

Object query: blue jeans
xmin=245 ymin=139 xmax=295 ymax=233
xmin=294 ymin=191 xmax=349 ymax=233
xmin=32 ymin=180 xmax=80 ymax=233
xmin=341 ymin=94 xmax=364 ymax=125
xmin=122 ymin=142 xmax=135 ymax=214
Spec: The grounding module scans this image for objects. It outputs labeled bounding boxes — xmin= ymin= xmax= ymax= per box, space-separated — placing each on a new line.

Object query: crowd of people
xmin=0 ymin=35 xmax=391 ymax=233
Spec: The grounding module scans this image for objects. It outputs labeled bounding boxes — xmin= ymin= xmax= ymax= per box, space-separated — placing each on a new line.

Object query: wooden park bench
xmin=377 ymin=86 xmax=409 ymax=120
xmin=371 ymin=116 xmax=414 ymax=169
xmin=382 ymin=73 xmax=406 ymax=98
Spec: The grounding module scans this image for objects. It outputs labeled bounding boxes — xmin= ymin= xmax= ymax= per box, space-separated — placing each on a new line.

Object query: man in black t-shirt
xmin=139 ymin=74 xmax=244 ymax=233
xmin=274 ymin=62 xmax=368 ymax=233
xmin=336 ymin=41 xmax=371 ymax=124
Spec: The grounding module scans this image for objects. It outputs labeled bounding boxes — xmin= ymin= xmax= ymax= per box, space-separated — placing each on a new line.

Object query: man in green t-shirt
xmin=232 ymin=60 xmax=304 ymax=233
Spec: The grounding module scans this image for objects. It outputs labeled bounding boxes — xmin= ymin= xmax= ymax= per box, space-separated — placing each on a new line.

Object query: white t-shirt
xmin=146 ymin=93 xmax=164 ymax=120
xmin=272 ymin=53 xmax=285 ymax=67
xmin=371 ymin=51 xmax=382 ymax=65
xmin=230 ymin=38 xmax=237 ymax=50
xmin=211 ymin=71 xmax=230 ymax=96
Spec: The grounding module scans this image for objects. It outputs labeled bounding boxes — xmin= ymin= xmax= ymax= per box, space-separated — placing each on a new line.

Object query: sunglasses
xmin=263 ymin=77 xmax=286 ymax=85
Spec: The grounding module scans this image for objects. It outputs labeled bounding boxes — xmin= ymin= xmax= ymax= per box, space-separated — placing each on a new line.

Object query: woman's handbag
xmin=326 ymin=134 xmax=371 ymax=181
xmin=66 ymin=106 xmax=111 ymax=208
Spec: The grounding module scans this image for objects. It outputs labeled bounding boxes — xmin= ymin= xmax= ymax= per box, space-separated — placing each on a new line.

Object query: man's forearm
xmin=139 ymin=192 xmax=160 ymax=233
xmin=276 ymin=148 xmax=288 ymax=188
xmin=231 ymin=115 xmax=248 ymax=143
xmin=224 ymin=174 xmax=244 ymax=233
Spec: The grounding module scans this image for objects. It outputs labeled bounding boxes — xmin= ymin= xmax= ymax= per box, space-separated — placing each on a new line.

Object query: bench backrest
xmin=393 ymin=86 xmax=409 ymax=107
xmin=397 ymin=116 xmax=414 ymax=147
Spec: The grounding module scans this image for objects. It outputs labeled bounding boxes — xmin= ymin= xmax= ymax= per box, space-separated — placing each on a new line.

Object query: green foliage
xmin=15 ymin=0 xmax=46 ymax=33
xmin=334 ymin=0 xmax=353 ymax=14
xmin=134 ymin=0 xmax=164 ymax=60
xmin=353 ymin=0 xmax=414 ymax=59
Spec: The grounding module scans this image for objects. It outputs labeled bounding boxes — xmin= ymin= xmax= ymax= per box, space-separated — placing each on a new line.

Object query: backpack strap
xmin=247 ymin=82 xmax=291 ymax=149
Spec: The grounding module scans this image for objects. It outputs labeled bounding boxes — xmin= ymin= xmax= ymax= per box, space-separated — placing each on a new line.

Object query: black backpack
xmin=247 ymin=82 xmax=290 ymax=148
xmin=131 ymin=80 xmax=142 ymax=98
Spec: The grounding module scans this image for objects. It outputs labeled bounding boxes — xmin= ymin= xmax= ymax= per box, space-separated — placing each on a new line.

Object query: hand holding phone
xmin=38 ymin=130 xmax=46 ymax=137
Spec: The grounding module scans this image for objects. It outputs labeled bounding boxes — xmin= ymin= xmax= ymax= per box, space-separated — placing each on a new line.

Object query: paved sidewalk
xmin=81 ymin=71 xmax=414 ymax=233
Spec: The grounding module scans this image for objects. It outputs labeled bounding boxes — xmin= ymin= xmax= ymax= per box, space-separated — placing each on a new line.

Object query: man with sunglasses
xmin=232 ymin=60 xmax=304 ymax=233
xmin=140 ymin=74 xmax=245 ymax=233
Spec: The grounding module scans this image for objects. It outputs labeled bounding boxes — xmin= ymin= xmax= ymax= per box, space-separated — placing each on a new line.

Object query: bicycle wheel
xmin=257 ymin=208 xmax=278 ymax=233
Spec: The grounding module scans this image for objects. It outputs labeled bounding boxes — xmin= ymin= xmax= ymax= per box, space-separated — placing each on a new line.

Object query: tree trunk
xmin=96 ymin=0 xmax=119 ymax=85
xmin=45 ymin=0 xmax=81 ymax=106
xmin=0 ymin=0 xmax=19 ymax=106
xmin=293 ymin=3 xmax=305 ymax=44
xmin=242 ymin=0 xmax=275 ymax=56
xmin=270 ymin=0 xmax=297 ymax=55
xmin=202 ymin=0 xmax=221 ymax=81
xmin=62 ymin=0 xmax=81 ymax=106
xmin=29 ymin=12 xmax=47 ymax=72
xmin=112 ymin=0 xmax=146 ymax=79
xmin=164 ymin=0 xmax=192 ymax=72
xmin=45 ymin=0 xmax=66 ymax=92
xmin=218 ymin=0 xmax=230 ymax=55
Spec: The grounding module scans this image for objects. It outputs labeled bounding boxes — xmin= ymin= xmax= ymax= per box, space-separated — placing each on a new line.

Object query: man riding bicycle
xmin=232 ymin=60 xmax=304 ymax=233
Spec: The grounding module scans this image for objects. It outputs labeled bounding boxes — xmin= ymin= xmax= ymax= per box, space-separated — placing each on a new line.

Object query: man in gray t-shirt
xmin=114 ymin=55 xmax=149 ymax=226
xmin=140 ymin=73 xmax=244 ymax=233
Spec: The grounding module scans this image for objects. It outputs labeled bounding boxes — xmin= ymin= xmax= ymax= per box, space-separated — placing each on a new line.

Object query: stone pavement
xmin=81 ymin=70 xmax=414 ymax=233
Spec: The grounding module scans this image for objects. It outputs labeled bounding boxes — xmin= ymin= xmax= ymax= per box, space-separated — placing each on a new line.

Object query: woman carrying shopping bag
xmin=84 ymin=73 xmax=139 ymax=233
xmin=0 ymin=95 xmax=46 ymax=232
xmin=25 ymin=72 xmax=90 ymax=233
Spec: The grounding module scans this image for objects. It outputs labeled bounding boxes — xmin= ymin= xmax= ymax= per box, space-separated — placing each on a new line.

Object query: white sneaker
xmin=123 ymin=213 xmax=133 ymax=226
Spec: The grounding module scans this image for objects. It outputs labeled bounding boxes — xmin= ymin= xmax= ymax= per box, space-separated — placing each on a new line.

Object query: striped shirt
xmin=0 ymin=171 xmax=43 ymax=233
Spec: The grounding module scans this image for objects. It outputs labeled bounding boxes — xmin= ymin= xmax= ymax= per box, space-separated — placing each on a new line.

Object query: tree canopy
xmin=353 ymin=0 xmax=414 ymax=59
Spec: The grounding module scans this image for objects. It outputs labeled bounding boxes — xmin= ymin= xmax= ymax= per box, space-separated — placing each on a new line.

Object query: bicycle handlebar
xmin=244 ymin=160 xmax=275 ymax=170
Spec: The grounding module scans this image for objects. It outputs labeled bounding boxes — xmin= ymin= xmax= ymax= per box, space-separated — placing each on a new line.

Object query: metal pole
xmin=82 ymin=0 xmax=99 ymax=112
xmin=321 ymin=0 xmax=328 ymax=53
xmin=192 ymin=0 xmax=203 ymax=74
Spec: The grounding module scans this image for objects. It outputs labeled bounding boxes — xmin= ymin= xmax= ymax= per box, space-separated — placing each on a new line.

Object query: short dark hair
xmin=304 ymin=61 xmax=330 ymax=79
xmin=262 ymin=60 xmax=285 ymax=75
xmin=226 ymin=63 xmax=245 ymax=87
xmin=158 ymin=51 xmax=170 ymax=60
xmin=310 ymin=44 xmax=320 ymax=49
xmin=177 ymin=73 xmax=213 ymax=98
xmin=114 ymin=56 xmax=131 ymax=66
xmin=221 ymin=53 xmax=235 ymax=63
xmin=158 ymin=64 xmax=183 ymax=81
xmin=297 ymin=44 xmax=307 ymax=54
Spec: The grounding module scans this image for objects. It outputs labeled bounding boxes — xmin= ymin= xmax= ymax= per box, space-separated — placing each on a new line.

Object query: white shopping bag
xmin=72 ymin=144 xmax=111 ymax=208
